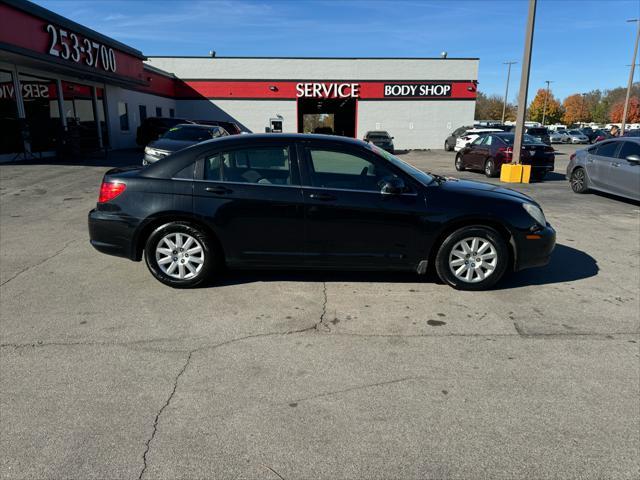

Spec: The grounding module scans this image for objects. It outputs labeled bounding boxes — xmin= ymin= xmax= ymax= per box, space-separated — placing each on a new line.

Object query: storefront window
xmin=155 ymin=106 xmax=162 ymax=117
xmin=0 ymin=70 xmax=21 ymax=154
xmin=95 ymin=87 xmax=108 ymax=148
xmin=19 ymin=73 xmax=61 ymax=152
xmin=139 ymin=105 xmax=147 ymax=122
xmin=62 ymin=81 xmax=101 ymax=151
xmin=118 ymin=102 xmax=129 ymax=131
xmin=169 ymin=108 xmax=175 ymax=118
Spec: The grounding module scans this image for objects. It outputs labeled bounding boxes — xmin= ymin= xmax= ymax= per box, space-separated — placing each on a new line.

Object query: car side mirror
xmin=626 ymin=154 xmax=640 ymax=164
xmin=379 ymin=177 xmax=406 ymax=195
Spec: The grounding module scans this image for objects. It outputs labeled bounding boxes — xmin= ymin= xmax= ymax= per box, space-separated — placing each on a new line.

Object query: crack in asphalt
xmin=0 ymin=240 xmax=77 ymax=287
xmin=138 ymin=350 xmax=193 ymax=480
xmin=315 ymin=281 xmax=330 ymax=332
xmin=291 ymin=375 xmax=428 ymax=404
xmin=262 ymin=464 xmax=286 ymax=480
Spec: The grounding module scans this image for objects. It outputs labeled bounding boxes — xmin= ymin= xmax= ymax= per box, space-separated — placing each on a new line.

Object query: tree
xmin=528 ymin=88 xmax=563 ymax=124
xmin=475 ymin=91 xmax=516 ymax=121
xmin=609 ymin=96 xmax=640 ymax=123
xmin=562 ymin=94 xmax=590 ymax=125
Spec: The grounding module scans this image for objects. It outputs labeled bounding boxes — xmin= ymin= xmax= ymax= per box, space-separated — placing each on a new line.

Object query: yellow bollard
xmin=521 ymin=164 xmax=531 ymax=183
xmin=500 ymin=163 xmax=523 ymax=183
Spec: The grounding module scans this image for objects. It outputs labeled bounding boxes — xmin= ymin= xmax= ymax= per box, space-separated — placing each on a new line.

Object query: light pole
xmin=621 ymin=19 xmax=639 ymax=135
xmin=541 ymin=80 xmax=553 ymax=126
xmin=502 ymin=61 xmax=517 ymax=124
xmin=512 ymin=0 xmax=536 ymax=165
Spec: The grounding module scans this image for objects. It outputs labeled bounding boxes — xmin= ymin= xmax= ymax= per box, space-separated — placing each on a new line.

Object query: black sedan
xmin=89 ymin=134 xmax=555 ymax=290
xmin=143 ymin=124 xmax=228 ymax=165
xmin=364 ymin=131 xmax=394 ymax=153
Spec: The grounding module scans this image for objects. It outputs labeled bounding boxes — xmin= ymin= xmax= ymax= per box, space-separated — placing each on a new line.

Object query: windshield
xmin=161 ymin=126 xmax=219 ymax=141
xmin=568 ymin=130 xmax=582 ymax=135
xmin=527 ymin=128 xmax=547 ymax=135
xmin=368 ymin=144 xmax=434 ymax=185
xmin=368 ymin=132 xmax=390 ymax=139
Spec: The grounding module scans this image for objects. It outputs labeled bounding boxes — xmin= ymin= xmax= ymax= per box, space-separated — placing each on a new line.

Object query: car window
xmin=307 ymin=148 xmax=399 ymax=192
xmin=471 ymin=136 xmax=484 ymax=145
xmin=204 ymin=146 xmax=293 ymax=185
xmin=595 ymin=141 xmax=620 ymax=158
xmin=485 ymin=135 xmax=493 ymax=146
xmin=453 ymin=127 xmax=466 ymax=136
xmin=618 ymin=141 xmax=640 ymax=159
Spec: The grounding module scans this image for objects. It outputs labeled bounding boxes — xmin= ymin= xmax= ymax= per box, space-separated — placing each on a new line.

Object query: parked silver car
xmin=565 ymin=129 xmax=590 ymax=144
xmin=550 ymin=129 xmax=570 ymax=143
xmin=567 ymin=138 xmax=640 ymax=201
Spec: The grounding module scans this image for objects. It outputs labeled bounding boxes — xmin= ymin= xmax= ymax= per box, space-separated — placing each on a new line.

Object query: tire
xmin=455 ymin=154 xmax=465 ymax=171
xmin=144 ymin=221 xmax=216 ymax=288
xmin=531 ymin=170 xmax=546 ymax=182
xmin=435 ymin=226 xmax=509 ymax=291
xmin=569 ymin=167 xmax=589 ymax=194
xmin=445 ymin=140 xmax=453 ymax=152
xmin=484 ymin=158 xmax=498 ymax=177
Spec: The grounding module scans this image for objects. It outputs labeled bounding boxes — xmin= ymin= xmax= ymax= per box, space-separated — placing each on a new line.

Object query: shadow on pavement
xmin=496 ymin=243 xmax=598 ymax=290
xmin=209 ymin=244 xmax=597 ymax=290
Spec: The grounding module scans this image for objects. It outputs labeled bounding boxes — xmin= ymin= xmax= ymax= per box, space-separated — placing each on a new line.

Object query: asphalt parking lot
xmin=1 ymin=143 xmax=638 ymax=479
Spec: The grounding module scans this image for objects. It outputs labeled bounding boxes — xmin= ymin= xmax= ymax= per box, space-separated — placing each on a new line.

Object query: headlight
xmin=522 ymin=203 xmax=546 ymax=226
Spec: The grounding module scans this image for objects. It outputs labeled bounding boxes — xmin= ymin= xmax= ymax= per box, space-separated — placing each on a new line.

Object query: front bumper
xmin=88 ymin=209 xmax=140 ymax=260
xmin=512 ymin=224 xmax=556 ymax=271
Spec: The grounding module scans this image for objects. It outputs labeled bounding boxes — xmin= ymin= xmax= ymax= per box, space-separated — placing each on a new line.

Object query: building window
xmin=118 ymin=102 xmax=129 ymax=131
xmin=139 ymin=105 xmax=147 ymax=122
xmin=0 ymin=70 xmax=21 ymax=154
xmin=155 ymin=106 xmax=162 ymax=117
xmin=19 ymin=73 xmax=61 ymax=152
xmin=169 ymin=108 xmax=175 ymax=118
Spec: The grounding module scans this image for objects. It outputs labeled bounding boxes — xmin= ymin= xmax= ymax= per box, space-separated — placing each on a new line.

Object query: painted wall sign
xmin=45 ymin=24 xmax=117 ymax=72
xmin=384 ymin=83 xmax=452 ymax=97
xmin=176 ymin=81 xmax=476 ymax=100
xmin=0 ymin=82 xmax=54 ymax=100
xmin=295 ymin=83 xmax=360 ymax=98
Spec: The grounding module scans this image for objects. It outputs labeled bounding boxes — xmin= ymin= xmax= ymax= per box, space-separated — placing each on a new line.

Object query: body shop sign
xmin=384 ymin=83 xmax=452 ymax=98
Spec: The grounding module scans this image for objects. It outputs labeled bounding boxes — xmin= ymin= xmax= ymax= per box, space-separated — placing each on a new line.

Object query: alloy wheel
xmin=571 ymin=169 xmax=586 ymax=192
xmin=449 ymin=237 xmax=498 ymax=283
xmin=155 ymin=232 xmax=205 ymax=280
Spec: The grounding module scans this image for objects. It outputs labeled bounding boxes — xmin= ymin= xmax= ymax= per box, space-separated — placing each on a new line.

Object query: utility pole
xmin=512 ymin=0 xmax=537 ymax=165
xmin=541 ymin=80 xmax=553 ymax=126
xmin=621 ymin=19 xmax=639 ymax=135
xmin=502 ymin=61 xmax=517 ymax=124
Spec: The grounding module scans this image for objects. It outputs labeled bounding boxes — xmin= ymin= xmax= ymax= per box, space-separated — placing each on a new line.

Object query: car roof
xmin=142 ymin=133 xmax=370 ymax=178
xmin=174 ymin=123 xmax=224 ymax=129
xmin=468 ymin=128 xmax=503 ymax=133
xmin=366 ymin=131 xmax=390 ymax=135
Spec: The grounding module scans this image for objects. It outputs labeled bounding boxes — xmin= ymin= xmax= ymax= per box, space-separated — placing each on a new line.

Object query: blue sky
xmin=38 ymin=0 xmax=639 ymax=101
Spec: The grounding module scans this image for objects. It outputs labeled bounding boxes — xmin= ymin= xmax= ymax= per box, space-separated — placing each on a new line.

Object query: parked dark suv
xmin=444 ymin=125 xmax=473 ymax=151
xmin=136 ymin=117 xmax=192 ymax=147
xmin=143 ymin=124 xmax=228 ymax=165
xmin=364 ymin=131 xmax=394 ymax=153
xmin=524 ymin=127 xmax=551 ymax=145
xmin=89 ymin=134 xmax=555 ymax=291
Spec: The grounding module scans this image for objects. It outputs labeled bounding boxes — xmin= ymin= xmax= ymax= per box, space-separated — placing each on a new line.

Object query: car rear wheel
xmin=484 ymin=158 xmax=498 ymax=177
xmin=569 ymin=167 xmax=589 ymax=193
xmin=144 ymin=222 xmax=215 ymax=288
xmin=435 ymin=226 xmax=508 ymax=291
xmin=455 ymin=154 xmax=465 ymax=171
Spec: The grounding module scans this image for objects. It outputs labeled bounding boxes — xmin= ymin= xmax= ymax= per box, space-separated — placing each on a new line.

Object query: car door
xmin=586 ymin=141 xmax=621 ymax=188
xmin=466 ymin=135 xmax=487 ymax=169
xmin=192 ymin=141 xmax=306 ymax=267
xmin=299 ymin=142 xmax=426 ymax=269
xmin=610 ymin=141 xmax=640 ymax=200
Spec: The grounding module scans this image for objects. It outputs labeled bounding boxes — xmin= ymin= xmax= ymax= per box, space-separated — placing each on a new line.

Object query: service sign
xmin=296 ymin=83 xmax=360 ymax=98
xmin=384 ymin=83 xmax=452 ymax=98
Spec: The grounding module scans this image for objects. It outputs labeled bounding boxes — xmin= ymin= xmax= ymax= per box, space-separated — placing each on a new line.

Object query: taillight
xmin=497 ymin=146 xmax=513 ymax=157
xmin=98 ymin=181 xmax=126 ymax=203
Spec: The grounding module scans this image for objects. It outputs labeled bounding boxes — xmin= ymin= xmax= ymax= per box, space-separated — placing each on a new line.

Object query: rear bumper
xmin=513 ymin=224 xmax=556 ymax=271
xmin=88 ymin=209 xmax=140 ymax=260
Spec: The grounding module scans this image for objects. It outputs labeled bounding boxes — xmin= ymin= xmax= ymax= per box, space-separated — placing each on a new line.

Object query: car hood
xmin=148 ymin=138 xmax=198 ymax=153
xmin=437 ymin=177 xmax=535 ymax=203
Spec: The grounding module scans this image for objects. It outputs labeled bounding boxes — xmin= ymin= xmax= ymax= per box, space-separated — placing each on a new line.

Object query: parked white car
xmin=566 ymin=129 xmax=590 ymax=144
xmin=454 ymin=128 xmax=503 ymax=151
xmin=550 ymin=129 xmax=571 ymax=143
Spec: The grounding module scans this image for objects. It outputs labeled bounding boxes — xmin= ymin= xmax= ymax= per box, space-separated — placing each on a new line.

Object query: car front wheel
xmin=435 ymin=226 xmax=509 ymax=290
xmin=144 ymin=221 xmax=215 ymax=288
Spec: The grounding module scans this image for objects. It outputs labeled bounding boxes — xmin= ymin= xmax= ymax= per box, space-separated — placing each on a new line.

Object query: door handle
xmin=205 ymin=186 xmax=232 ymax=194
xmin=309 ymin=192 xmax=336 ymax=201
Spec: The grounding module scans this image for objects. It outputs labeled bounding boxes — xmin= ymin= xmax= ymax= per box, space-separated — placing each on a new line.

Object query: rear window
xmin=495 ymin=134 xmax=540 ymax=145
xmin=527 ymin=128 xmax=548 ymax=135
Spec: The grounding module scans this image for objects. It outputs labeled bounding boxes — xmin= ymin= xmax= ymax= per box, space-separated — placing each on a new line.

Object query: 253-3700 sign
xmin=46 ymin=24 xmax=117 ymax=73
